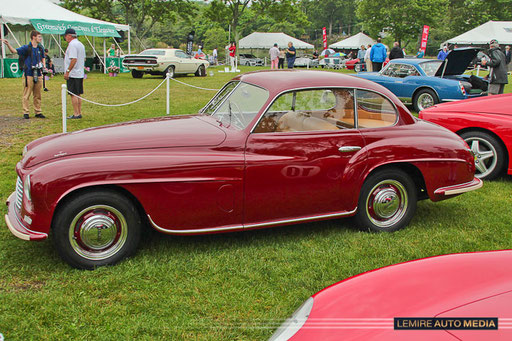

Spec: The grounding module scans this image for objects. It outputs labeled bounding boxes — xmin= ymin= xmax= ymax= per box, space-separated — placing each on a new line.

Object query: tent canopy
xmin=239 ymin=32 xmax=314 ymax=50
xmin=444 ymin=21 xmax=512 ymax=45
xmin=0 ymin=0 xmax=129 ymax=33
xmin=329 ymin=32 xmax=376 ymax=49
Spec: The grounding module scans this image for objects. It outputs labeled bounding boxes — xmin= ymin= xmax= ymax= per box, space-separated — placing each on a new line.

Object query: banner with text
xmin=420 ymin=25 xmax=430 ymax=52
xmin=30 ymin=19 xmax=120 ymax=38
xmin=322 ymin=27 xmax=327 ymax=50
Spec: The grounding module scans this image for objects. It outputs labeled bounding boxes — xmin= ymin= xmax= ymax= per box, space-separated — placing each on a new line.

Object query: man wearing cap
xmin=63 ymin=28 xmax=86 ymax=119
xmin=481 ymin=39 xmax=508 ymax=95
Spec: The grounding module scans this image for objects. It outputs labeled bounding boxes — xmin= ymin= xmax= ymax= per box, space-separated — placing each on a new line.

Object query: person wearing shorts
xmin=63 ymin=28 xmax=86 ymax=119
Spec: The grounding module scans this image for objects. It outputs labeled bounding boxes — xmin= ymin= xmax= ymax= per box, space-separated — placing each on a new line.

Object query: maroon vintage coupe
xmin=5 ymin=70 xmax=482 ymax=269
xmin=419 ymin=93 xmax=512 ymax=180
xmin=270 ymin=250 xmax=512 ymax=341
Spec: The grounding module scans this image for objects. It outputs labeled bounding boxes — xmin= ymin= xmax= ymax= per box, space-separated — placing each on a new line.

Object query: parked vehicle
xmin=356 ymin=48 xmax=487 ymax=112
xmin=239 ymin=53 xmax=264 ymax=66
xmin=294 ymin=57 xmax=319 ymax=68
xmin=5 ymin=70 xmax=481 ymax=269
xmin=123 ymin=48 xmax=209 ymax=78
xmin=419 ymin=93 xmax=512 ymax=180
xmin=270 ymin=250 xmax=512 ymax=340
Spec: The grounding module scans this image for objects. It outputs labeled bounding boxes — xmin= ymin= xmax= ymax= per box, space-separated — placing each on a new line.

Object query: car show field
xmin=0 ymin=67 xmax=511 ymax=340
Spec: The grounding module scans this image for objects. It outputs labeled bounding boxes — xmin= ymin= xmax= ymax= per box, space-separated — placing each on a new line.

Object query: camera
xmin=32 ymin=62 xmax=44 ymax=83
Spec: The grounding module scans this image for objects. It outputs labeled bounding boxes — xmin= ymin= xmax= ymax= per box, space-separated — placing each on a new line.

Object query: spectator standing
xmin=357 ymin=45 xmax=366 ymax=70
xmin=286 ymin=42 xmax=296 ymax=69
xmin=228 ymin=42 xmax=236 ymax=71
xmin=437 ymin=46 xmax=449 ymax=61
xmin=312 ymin=49 xmax=319 ymax=59
xmin=278 ymin=49 xmax=286 ymax=69
xmin=365 ymin=44 xmax=372 ymax=71
xmin=415 ymin=49 xmax=424 ymax=58
xmin=1 ymin=30 xmax=46 ymax=119
xmin=107 ymin=44 xmax=117 ymax=57
xmin=269 ymin=43 xmax=280 ymax=70
xmin=505 ymin=45 xmax=511 ymax=73
xmin=212 ymin=47 xmax=218 ymax=65
xmin=63 ymin=28 xmax=86 ymax=119
xmin=370 ymin=38 xmax=387 ymax=72
xmin=44 ymin=49 xmax=55 ymax=76
xmin=481 ymin=39 xmax=508 ymax=95
xmin=389 ymin=42 xmax=404 ymax=60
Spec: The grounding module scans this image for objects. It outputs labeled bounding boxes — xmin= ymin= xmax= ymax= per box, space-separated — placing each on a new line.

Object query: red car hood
xmin=293 ymin=251 xmax=512 ymax=340
xmin=22 ymin=115 xmax=226 ymax=168
xmin=421 ymin=93 xmax=512 ymax=116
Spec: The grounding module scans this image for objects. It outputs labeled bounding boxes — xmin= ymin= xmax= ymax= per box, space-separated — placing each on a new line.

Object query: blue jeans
xmin=287 ymin=57 xmax=296 ymax=69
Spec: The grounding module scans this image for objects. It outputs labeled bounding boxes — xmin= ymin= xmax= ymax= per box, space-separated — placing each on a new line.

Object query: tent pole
xmin=5 ymin=24 xmax=21 ymax=47
xmin=50 ymin=35 xmax=65 ymax=55
xmin=128 ymin=28 xmax=131 ymax=54
xmin=113 ymin=37 xmax=124 ymax=56
xmin=1 ymin=23 xmax=5 ymax=79
xmin=83 ymin=35 xmax=106 ymax=71
xmin=103 ymin=39 xmax=106 ymax=74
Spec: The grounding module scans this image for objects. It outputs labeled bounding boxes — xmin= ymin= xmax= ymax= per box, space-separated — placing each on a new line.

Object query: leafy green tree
xmin=302 ymin=0 xmax=358 ymax=38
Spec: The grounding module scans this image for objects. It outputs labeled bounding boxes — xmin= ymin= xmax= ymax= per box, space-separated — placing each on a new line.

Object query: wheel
xmin=195 ymin=64 xmax=206 ymax=77
xmin=460 ymin=131 xmax=505 ymax=180
xmin=164 ymin=65 xmax=175 ymax=78
xmin=131 ymin=70 xmax=143 ymax=78
xmin=354 ymin=64 xmax=361 ymax=72
xmin=413 ymin=88 xmax=438 ymax=112
xmin=355 ymin=168 xmax=417 ymax=232
xmin=52 ymin=190 xmax=142 ymax=269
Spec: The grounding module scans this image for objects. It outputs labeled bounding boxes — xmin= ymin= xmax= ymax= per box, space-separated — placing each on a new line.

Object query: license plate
xmin=137 ymin=66 xmax=144 ymax=70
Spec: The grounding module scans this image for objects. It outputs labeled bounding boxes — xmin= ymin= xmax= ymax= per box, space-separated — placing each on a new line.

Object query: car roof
xmin=233 ymin=70 xmax=399 ymax=98
xmin=389 ymin=58 xmax=440 ymax=66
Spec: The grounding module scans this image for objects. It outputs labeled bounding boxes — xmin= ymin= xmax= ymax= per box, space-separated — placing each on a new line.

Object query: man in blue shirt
xmin=370 ymin=38 xmax=387 ymax=72
xmin=2 ymin=30 xmax=46 ymax=119
xmin=437 ymin=46 xmax=449 ymax=61
xmin=286 ymin=42 xmax=296 ymax=69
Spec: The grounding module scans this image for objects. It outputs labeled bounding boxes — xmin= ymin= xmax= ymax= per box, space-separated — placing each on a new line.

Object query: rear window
xmin=355 ymin=90 xmax=397 ymax=128
xmin=140 ymin=50 xmax=166 ymax=56
xmin=420 ymin=61 xmax=442 ymax=76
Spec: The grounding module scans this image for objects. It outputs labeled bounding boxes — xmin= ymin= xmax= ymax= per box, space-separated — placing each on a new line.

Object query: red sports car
xmin=419 ymin=93 xmax=512 ymax=180
xmin=270 ymin=250 xmax=512 ymax=341
xmin=5 ymin=70 xmax=482 ymax=269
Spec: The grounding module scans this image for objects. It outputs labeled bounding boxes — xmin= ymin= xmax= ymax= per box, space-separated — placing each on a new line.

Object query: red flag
xmin=322 ymin=27 xmax=327 ymax=50
xmin=420 ymin=25 xmax=430 ymax=52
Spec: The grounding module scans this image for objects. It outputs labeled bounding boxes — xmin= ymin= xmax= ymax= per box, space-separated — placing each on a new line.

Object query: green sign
xmin=106 ymin=57 xmax=129 ymax=73
xmin=30 ymin=19 xmax=120 ymax=38
xmin=2 ymin=58 xmax=23 ymax=78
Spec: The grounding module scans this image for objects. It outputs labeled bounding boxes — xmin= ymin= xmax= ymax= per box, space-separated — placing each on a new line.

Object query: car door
xmin=174 ymin=50 xmax=197 ymax=73
xmin=244 ymin=88 xmax=368 ymax=226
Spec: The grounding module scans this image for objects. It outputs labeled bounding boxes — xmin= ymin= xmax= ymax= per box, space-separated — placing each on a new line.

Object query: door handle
xmin=338 ymin=146 xmax=362 ymax=153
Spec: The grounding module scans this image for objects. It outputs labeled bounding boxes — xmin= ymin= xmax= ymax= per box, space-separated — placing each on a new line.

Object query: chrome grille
xmin=15 ymin=176 xmax=23 ymax=211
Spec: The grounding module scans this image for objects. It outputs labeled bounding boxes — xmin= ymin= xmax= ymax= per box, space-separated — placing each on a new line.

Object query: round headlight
xmin=24 ymin=175 xmax=31 ymax=201
xmin=269 ymin=297 xmax=314 ymax=341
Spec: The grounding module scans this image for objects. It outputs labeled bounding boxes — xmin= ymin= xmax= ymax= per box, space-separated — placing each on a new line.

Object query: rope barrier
xmin=169 ymin=77 xmax=219 ymax=91
xmin=66 ymin=76 xmax=168 ymax=107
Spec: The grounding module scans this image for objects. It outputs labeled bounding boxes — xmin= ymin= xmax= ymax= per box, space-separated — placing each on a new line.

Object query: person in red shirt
xmin=228 ymin=42 xmax=236 ymax=71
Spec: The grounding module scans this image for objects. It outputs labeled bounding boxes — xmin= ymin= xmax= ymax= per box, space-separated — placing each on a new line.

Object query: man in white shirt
xmin=212 ymin=47 xmax=218 ymax=65
xmin=364 ymin=44 xmax=372 ymax=72
xmin=269 ymin=43 xmax=280 ymax=70
xmin=63 ymin=28 xmax=86 ymax=119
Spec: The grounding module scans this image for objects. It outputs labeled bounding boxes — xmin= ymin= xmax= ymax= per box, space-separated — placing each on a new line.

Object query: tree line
xmin=63 ymin=0 xmax=512 ymax=56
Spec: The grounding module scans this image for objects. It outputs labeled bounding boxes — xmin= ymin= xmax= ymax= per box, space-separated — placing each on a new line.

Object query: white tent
xmin=0 ymin=0 xmax=130 ymax=77
xmin=444 ymin=21 xmax=512 ymax=45
xmin=239 ymin=32 xmax=314 ymax=50
xmin=329 ymin=32 xmax=376 ymax=50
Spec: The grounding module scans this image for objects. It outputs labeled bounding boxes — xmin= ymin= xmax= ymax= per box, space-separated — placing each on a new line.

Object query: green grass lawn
xmin=1 ymin=66 xmax=511 ymax=340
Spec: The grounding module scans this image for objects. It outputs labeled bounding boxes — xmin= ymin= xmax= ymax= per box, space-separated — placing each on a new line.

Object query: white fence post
xmin=61 ymin=84 xmax=67 ymax=133
xmin=166 ymin=72 xmax=170 ymax=115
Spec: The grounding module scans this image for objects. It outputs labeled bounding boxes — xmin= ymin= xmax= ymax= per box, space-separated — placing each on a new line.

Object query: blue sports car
xmin=356 ymin=48 xmax=487 ymax=111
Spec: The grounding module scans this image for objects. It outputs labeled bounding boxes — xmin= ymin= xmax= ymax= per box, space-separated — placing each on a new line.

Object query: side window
xmin=175 ymin=50 xmax=190 ymax=59
xmin=356 ymin=90 xmax=397 ymax=128
xmin=381 ymin=63 xmax=401 ymax=77
xmin=253 ymin=89 xmax=355 ymax=133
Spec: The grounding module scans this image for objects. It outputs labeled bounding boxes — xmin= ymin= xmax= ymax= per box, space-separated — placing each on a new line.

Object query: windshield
xmin=202 ymin=82 xmax=269 ymax=130
xmin=140 ymin=50 xmax=166 ymax=56
xmin=419 ymin=61 xmax=442 ymax=76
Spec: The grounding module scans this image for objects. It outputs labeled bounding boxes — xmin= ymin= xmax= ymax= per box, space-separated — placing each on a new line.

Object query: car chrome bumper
xmin=4 ymin=192 xmax=47 ymax=241
xmin=434 ymin=177 xmax=483 ymax=196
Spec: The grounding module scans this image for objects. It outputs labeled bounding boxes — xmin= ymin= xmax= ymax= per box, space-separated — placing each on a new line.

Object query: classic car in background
xmin=294 ymin=56 xmax=319 ymax=68
xmin=345 ymin=58 xmax=365 ymax=71
xmin=270 ymin=250 xmax=512 ymax=340
xmin=356 ymin=48 xmax=488 ymax=112
xmin=419 ymin=93 xmax=512 ymax=180
xmin=123 ymin=48 xmax=209 ymax=78
xmin=239 ymin=53 xmax=264 ymax=66
xmin=5 ymin=70 xmax=481 ymax=269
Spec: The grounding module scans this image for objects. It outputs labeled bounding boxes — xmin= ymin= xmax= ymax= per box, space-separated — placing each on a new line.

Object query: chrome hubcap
xmin=366 ymin=180 xmax=408 ymax=228
xmin=69 ymin=205 xmax=128 ymax=260
xmin=417 ymin=93 xmax=434 ymax=111
xmin=466 ymin=137 xmax=497 ymax=178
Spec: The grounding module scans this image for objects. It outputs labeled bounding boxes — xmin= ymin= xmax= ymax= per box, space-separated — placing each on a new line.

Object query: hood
xmin=421 ymin=93 xmax=512 ymax=115
xmin=435 ymin=47 xmax=480 ymax=77
xmin=22 ymin=115 xmax=226 ymax=168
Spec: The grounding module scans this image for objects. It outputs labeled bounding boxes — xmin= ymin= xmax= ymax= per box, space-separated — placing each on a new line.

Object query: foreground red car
xmin=270 ymin=250 xmax=512 ymax=341
xmin=5 ymin=70 xmax=481 ymax=269
xmin=419 ymin=93 xmax=512 ymax=180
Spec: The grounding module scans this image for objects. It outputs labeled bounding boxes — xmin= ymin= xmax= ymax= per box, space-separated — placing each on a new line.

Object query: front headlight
xmin=22 ymin=145 xmax=28 ymax=157
xmin=269 ymin=297 xmax=314 ymax=341
xmin=24 ymin=174 xmax=31 ymax=201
